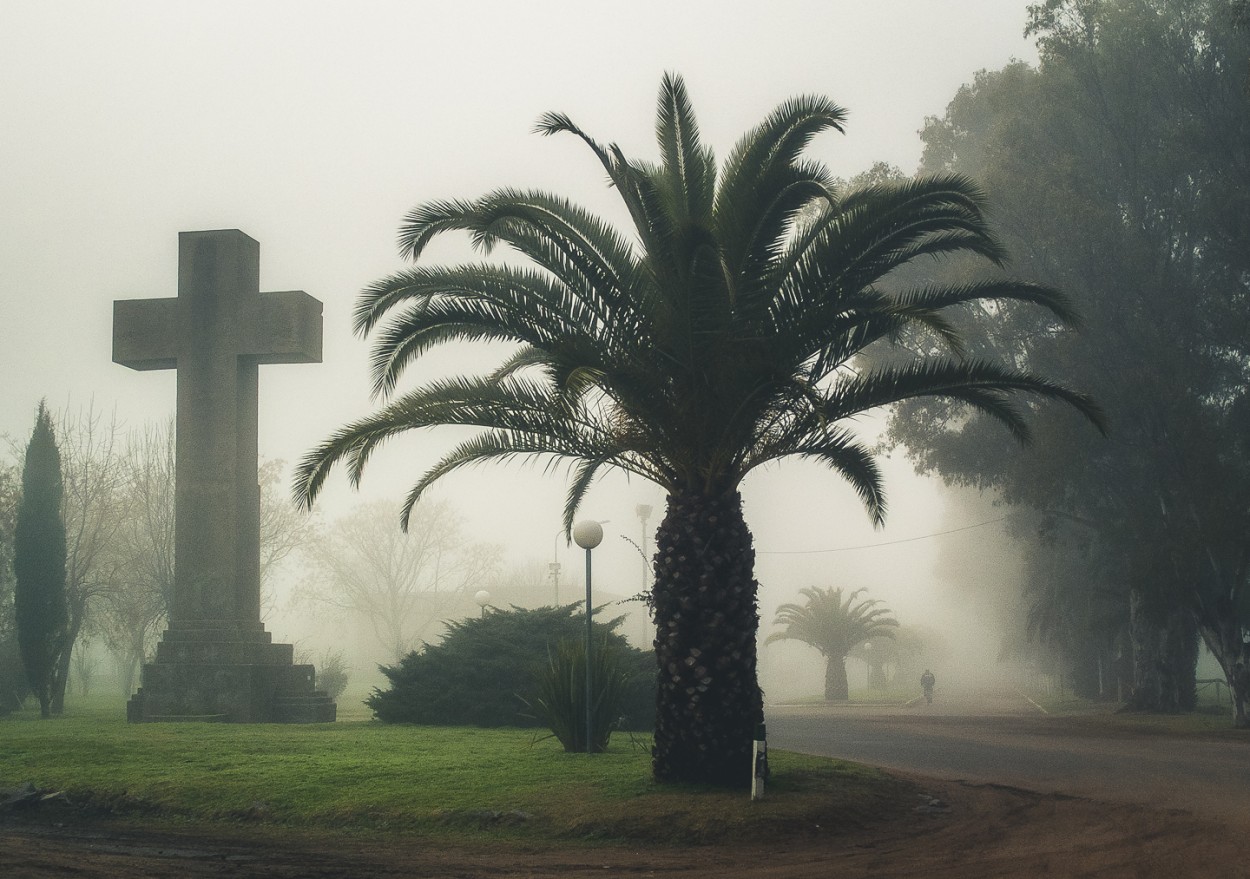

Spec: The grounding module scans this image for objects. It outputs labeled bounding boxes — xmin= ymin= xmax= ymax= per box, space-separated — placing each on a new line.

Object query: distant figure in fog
xmin=920 ymin=669 xmax=936 ymax=704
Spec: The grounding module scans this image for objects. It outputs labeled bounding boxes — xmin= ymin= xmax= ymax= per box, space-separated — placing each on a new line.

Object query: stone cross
xmin=113 ymin=230 xmax=322 ymax=627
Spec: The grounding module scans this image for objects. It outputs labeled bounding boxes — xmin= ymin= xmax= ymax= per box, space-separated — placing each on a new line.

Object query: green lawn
xmin=0 ymin=698 xmax=910 ymax=845
xmin=990 ymin=687 xmax=1250 ymax=745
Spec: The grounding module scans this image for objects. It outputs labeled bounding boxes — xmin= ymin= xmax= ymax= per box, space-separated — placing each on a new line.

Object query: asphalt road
xmin=768 ymin=689 xmax=1250 ymax=822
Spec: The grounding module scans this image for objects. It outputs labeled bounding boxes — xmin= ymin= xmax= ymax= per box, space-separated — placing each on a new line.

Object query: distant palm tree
xmin=768 ymin=587 xmax=899 ymax=700
xmin=294 ymin=74 xmax=1103 ymax=787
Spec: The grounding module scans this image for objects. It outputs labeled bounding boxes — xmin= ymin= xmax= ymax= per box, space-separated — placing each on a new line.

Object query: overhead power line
xmin=758 ymin=515 xmax=1014 ymax=555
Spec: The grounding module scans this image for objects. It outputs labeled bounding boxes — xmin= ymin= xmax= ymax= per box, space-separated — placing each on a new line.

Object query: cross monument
xmin=113 ymin=229 xmax=335 ymax=722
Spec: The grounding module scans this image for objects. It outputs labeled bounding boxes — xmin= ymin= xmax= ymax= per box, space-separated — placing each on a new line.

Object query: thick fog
xmin=0 ymin=1 xmax=1047 ymax=700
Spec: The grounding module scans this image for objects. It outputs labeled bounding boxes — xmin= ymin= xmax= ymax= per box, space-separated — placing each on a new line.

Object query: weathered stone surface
xmin=114 ymin=230 xmax=334 ymax=723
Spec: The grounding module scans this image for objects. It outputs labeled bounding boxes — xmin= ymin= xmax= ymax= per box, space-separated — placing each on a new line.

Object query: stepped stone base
xmin=128 ymin=620 xmax=336 ymax=723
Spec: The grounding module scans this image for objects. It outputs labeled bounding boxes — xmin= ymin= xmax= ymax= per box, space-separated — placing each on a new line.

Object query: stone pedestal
xmin=127 ymin=621 xmax=336 ymax=723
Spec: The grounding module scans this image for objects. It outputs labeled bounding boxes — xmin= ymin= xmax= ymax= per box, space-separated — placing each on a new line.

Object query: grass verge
xmin=1024 ymin=692 xmax=1249 ymax=740
xmin=0 ymin=700 xmax=911 ymax=846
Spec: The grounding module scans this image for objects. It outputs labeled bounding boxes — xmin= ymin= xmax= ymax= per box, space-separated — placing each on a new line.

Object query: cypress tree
xmin=14 ymin=401 xmax=69 ymax=718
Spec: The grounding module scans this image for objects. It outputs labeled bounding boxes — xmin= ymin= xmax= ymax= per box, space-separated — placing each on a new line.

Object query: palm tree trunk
xmin=651 ymin=490 xmax=763 ymax=787
xmin=824 ymin=655 xmax=849 ymax=700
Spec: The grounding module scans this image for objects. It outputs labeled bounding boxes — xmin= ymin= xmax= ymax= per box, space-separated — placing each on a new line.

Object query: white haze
xmin=0 ymin=1 xmax=1043 ymax=696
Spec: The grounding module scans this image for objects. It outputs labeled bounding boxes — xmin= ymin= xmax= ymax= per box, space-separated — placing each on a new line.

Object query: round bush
xmin=367 ymin=603 xmax=655 ymax=728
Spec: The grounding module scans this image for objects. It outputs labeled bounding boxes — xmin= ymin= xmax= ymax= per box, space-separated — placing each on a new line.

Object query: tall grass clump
xmin=524 ymin=638 xmax=636 ymax=752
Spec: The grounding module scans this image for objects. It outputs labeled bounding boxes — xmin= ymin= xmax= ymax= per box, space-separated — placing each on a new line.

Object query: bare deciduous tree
xmin=301 ymin=498 xmax=501 ymax=661
xmin=54 ymin=402 xmax=126 ymax=713
xmin=101 ymin=420 xmax=174 ymax=695
xmin=257 ymin=457 xmax=315 ymax=622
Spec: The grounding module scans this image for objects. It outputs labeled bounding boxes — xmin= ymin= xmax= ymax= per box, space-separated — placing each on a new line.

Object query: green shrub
xmin=524 ymin=637 xmax=634 ymax=752
xmin=368 ymin=604 xmax=655 ymax=728
xmin=316 ymin=649 xmax=351 ymax=701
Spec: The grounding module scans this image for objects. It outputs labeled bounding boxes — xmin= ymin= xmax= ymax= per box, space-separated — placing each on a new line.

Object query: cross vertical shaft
xmin=113 ymin=229 xmax=322 ymax=628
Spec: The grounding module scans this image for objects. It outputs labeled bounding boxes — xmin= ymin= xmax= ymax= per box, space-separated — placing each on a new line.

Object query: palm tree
xmin=294 ymin=74 xmax=1103 ymax=787
xmin=767 ymin=587 xmax=899 ymax=700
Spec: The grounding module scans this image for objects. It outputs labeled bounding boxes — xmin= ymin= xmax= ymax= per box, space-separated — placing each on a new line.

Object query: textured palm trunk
xmin=651 ymin=490 xmax=763 ymax=787
xmin=824 ymin=655 xmax=849 ymax=701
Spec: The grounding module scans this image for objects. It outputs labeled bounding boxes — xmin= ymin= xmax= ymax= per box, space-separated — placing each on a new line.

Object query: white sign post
xmin=751 ymin=723 xmax=768 ymax=800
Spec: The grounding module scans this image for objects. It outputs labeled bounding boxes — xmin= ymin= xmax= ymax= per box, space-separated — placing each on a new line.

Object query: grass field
xmin=0 ymin=697 xmax=910 ymax=845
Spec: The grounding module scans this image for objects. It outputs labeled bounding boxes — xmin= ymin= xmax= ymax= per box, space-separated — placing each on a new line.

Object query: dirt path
xmin=4 ymin=774 xmax=1246 ymax=878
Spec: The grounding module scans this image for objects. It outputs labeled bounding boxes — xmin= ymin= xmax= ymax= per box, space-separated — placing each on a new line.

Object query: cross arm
xmin=246 ymin=290 xmax=323 ymax=364
xmin=113 ymin=298 xmax=180 ymax=371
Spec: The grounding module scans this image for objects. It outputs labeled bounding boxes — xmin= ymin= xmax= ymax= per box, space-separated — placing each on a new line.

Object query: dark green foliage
xmin=523 ymin=637 xmax=635 ymax=752
xmin=13 ymin=402 xmax=69 ymax=719
xmin=368 ymin=604 xmax=655 ymax=729
xmin=887 ymin=0 xmax=1250 ymax=718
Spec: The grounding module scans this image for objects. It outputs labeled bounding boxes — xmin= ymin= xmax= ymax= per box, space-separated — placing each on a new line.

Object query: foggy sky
xmin=0 ymin=1 xmax=1040 ymax=672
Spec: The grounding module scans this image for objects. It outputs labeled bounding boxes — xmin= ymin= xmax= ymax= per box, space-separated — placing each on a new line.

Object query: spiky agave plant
xmin=295 ymin=74 xmax=1103 ymax=787
xmin=523 ymin=638 xmax=632 ymax=754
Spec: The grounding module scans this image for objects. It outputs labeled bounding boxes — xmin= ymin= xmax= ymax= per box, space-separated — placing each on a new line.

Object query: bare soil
xmin=4 ymin=773 xmax=1246 ymax=878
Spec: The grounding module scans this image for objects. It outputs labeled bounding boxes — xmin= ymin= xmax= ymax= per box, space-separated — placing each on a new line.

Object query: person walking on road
xmin=920 ymin=669 xmax=936 ymax=704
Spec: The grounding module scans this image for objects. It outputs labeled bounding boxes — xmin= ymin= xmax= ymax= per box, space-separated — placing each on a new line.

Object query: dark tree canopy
xmin=887 ymin=0 xmax=1250 ymax=717
xmin=13 ymin=402 xmax=69 ymax=718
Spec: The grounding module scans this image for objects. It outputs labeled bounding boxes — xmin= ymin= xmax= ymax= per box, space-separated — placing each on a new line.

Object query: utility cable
xmin=757 ymin=514 xmax=1014 ymax=555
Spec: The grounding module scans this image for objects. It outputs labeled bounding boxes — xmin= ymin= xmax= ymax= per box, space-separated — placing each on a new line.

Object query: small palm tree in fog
xmin=767 ymin=587 xmax=899 ymax=701
xmin=294 ymin=74 xmax=1102 ymax=786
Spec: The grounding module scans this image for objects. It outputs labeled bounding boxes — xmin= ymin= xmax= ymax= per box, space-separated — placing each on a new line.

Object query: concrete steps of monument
xmin=161 ymin=622 xmax=273 ymax=643
xmin=273 ymin=691 xmax=337 ymax=723
xmin=154 ymin=640 xmax=294 ymax=665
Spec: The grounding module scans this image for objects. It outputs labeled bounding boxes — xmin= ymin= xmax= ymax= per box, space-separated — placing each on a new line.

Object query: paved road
xmin=768 ymin=689 xmax=1250 ymax=822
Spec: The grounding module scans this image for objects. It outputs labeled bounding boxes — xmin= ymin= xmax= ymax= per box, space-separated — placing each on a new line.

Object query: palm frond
xmin=536 ymin=107 xmax=674 ymax=276
xmin=489 ymin=345 xmax=554 ymax=384
xmin=395 ymin=198 xmax=485 ymax=262
xmin=819 ymin=359 xmax=1107 ymax=437
xmin=397 ymin=429 xmax=626 ymax=531
xmin=766 ymin=586 xmax=898 ymax=657
xmin=775 ymin=175 xmax=1005 ymax=325
xmin=654 ymin=72 xmax=716 ymax=228
xmin=561 ymin=456 xmax=611 ymax=536
xmin=891 ymin=279 xmax=1081 ymax=328
xmin=743 ymin=427 xmax=887 ymax=526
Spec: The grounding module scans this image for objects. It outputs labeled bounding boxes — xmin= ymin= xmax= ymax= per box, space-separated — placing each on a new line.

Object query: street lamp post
xmin=550 ymin=528 xmax=565 ymax=605
xmin=635 ymin=504 xmax=652 ymax=593
xmin=572 ymin=519 xmax=603 ymax=754
xmin=474 ymin=590 xmax=491 ymax=618
xmin=635 ymin=503 xmax=653 ymax=647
